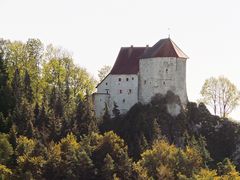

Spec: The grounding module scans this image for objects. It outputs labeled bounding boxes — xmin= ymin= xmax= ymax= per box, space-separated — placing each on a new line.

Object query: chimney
xmin=128 ymin=45 xmax=133 ymax=57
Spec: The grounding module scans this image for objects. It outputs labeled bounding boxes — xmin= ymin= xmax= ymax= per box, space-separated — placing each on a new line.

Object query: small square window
xmin=144 ymin=80 xmax=147 ymax=85
xmin=118 ymin=78 xmax=121 ymax=81
xmin=163 ymin=81 xmax=166 ymax=85
xmin=126 ymin=78 xmax=129 ymax=81
xmin=166 ymin=69 xmax=168 ymax=73
xmin=129 ymin=89 xmax=132 ymax=94
xmin=120 ymin=90 xmax=122 ymax=94
xmin=106 ymin=82 xmax=108 ymax=85
xmin=132 ymin=77 xmax=134 ymax=80
xmin=123 ymin=99 xmax=125 ymax=103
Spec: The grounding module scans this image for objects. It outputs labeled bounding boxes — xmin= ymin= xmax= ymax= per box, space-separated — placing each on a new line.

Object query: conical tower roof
xmin=141 ymin=38 xmax=188 ymax=59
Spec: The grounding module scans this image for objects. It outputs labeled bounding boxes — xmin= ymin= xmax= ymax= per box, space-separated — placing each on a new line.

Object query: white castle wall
xmin=94 ymin=74 xmax=138 ymax=118
xmin=138 ymin=57 xmax=188 ymax=105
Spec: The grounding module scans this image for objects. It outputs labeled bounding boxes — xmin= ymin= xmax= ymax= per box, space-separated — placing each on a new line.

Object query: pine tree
xmin=151 ymin=118 xmax=161 ymax=141
xmin=49 ymin=86 xmax=57 ymax=111
xmin=11 ymin=68 xmax=22 ymax=105
xmin=34 ymin=102 xmax=40 ymax=124
xmin=9 ymin=125 xmax=17 ymax=149
xmin=64 ymin=79 xmax=70 ymax=102
xmin=24 ymin=70 xmax=33 ymax=103
xmin=55 ymin=96 xmax=63 ymax=118
xmin=100 ymin=103 xmax=111 ymax=132
xmin=26 ymin=120 xmax=35 ymax=138
xmin=76 ymin=96 xmax=98 ymax=136
xmin=112 ymin=102 xmax=120 ymax=119
xmin=84 ymin=96 xmax=98 ymax=134
xmin=102 ymin=154 xmax=115 ymax=180
xmin=0 ymin=53 xmax=14 ymax=116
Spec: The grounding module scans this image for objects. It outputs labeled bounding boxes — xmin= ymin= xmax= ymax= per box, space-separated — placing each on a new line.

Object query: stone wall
xmin=139 ymin=57 xmax=188 ymax=105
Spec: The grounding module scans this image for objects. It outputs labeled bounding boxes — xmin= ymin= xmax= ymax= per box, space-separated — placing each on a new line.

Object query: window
xmin=118 ymin=78 xmax=121 ymax=81
xmin=126 ymin=78 xmax=129 ymax=81
xmin=123 ymin=99 xmax=125 ymax=103
xmin=106 ymin=82 xmax=108 ymax=85
xmin=144 ymin=80 xmax=147 ymax=85
xmin=120 ymin=90 xmax=122 ymax=94
xmin=132 ymin=77 xmax=134 ymax=80
xmin=166 ymin=69 xmax=168 ymax=73
xmin=163 ymin=81 xmax=166 ymax=85
xmin=129 ymin=89 xmax=132 ymax=94
xmin=100 ymin=98 xmax=102 ymax=102
xmin=106 ymin=89 xmax=109 ymax=94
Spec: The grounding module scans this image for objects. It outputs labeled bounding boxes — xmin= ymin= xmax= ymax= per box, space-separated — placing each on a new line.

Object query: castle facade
xmin=93 ymin=38 xmax=188 ymax=118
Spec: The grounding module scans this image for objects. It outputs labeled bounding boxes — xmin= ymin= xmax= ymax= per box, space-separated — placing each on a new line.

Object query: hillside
xmin=1 ymin=39 xmax=240 ymax=179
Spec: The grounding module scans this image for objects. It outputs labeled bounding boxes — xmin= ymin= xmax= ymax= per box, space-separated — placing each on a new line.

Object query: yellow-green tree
xmin=200 ymin=76 xmax=240 ymax=117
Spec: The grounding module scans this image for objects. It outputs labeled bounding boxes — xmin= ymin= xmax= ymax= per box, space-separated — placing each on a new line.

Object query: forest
xmin=1 ymin=38 xmax=240 ymax=179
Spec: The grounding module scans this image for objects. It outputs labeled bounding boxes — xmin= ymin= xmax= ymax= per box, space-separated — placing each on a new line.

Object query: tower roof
xmin=108 ymin=38 xmax=188 ymax=76
xmin=110 ymin=47 xmax=148 ymax=74
xmin=141 ymin=38 xmax=188 ymax=59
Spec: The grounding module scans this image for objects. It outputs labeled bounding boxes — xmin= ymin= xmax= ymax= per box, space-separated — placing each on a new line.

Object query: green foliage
xmin=98 ymin=65 xmax=111 ymax=82
xmin=0 ymin=134 xmax=13 ymax=165
xmin=0 ymin=164 xmax=12 ymax=179
xmin=134 ymin=139 xmax=206 ymax=179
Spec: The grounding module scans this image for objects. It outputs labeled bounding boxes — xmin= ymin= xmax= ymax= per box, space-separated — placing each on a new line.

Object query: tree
xmin=0 ymin=52 xmax=14 ymax=116
xmin=217 ymin=158 xmax=240 ymax=178
xmin=0 ymin=134 xmax=14 ymax=165
xmin=98 ymin=65 xmax=111 ymax=82
xmin=23 ymin=70 xmax=33 ymax=103
xmin=102 ymin=154 xmax=115 ymax=180
xmin=134 ymin=139 xmax=205 ymax=179
xmin=200 ymin=76 xmax=240 ymax=117
xmin=11 ymin=68 xmax=22 ymax=105
xmin=112 ymin=102 xmax=120 ymax=119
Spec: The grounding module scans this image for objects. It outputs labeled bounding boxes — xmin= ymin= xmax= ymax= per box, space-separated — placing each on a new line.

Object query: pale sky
xmin=1 ymin=0 xmax=240 ymax=119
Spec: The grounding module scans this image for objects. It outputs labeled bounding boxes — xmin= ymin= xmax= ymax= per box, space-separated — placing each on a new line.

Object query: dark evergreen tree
xmin=0 ymin=112 xmax=12 ymax=133
xmin=34 ymin=102 xmax=39 ymax=124
xmin=49 ymin=86 xmax=57 ymax=111
xmin=55 ymin=96 xmax=63 ymax=118
xmin=23 ymin=70 xmax=33 ymax=103
xmin=83 ymin=96 xmax=98 ymax=134
xmin=101 ymin=154 xmax=115 ymax=180
xmin=11 ymin=68 xmax=22 ymax=105
xmin=64 ymin=79 xmax=70 ymax=102
xmin=38 ymin=102 xmax=49 ymax=130
xmin=26 ymin=120 xmax=35 ymax=138
xmin=0 ymin=53 xmax=14 ymax=116
xmin=112 ymin=102 xmax=120 ymax=119
xmin=100 ymin=103 xmax=112 ymax=132
xmin=9 ymin=125 xmax=17 ymax=150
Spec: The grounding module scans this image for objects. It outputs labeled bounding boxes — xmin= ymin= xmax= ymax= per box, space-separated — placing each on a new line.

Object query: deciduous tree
xmin=200 ymin=76 xmax=240 ymax=117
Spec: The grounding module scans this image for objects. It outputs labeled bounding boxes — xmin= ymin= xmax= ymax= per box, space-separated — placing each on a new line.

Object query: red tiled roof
xmin=110 ymin=47 xmax=148 ymax=74
xmin=109 ymin=38 xmax=188 ymax=75
xmin=141 ymin=38 xmax=188 ymax=59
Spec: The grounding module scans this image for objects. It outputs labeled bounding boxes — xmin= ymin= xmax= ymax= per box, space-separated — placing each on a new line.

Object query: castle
xmin=93 ymin=38 xmax=189 ymax=118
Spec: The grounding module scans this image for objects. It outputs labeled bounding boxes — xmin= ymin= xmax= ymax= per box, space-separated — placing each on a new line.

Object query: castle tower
xmin=138 ymin=38 xmax=188 ymax=105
